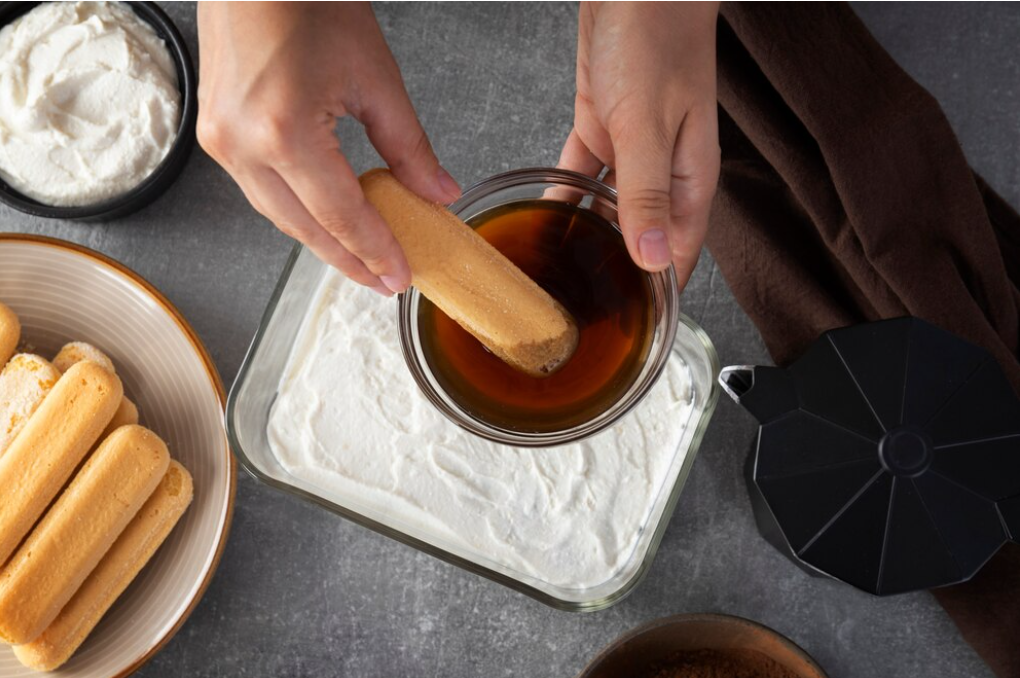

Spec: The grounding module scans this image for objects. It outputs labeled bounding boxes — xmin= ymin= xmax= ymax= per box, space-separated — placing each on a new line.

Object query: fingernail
xmin=371 ymin=284 xmax=394 ymax=298
xmin=638 ymin=229 xmax=671 ymax=270
xmin=380 ymin=275 xmax=407 ymax=294
xmin=437 ymin=168 xmax=461 ymax=202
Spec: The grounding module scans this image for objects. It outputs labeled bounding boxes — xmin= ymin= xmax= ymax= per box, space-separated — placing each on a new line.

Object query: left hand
xmin=558 ymin=1 xmax=721 ymax=290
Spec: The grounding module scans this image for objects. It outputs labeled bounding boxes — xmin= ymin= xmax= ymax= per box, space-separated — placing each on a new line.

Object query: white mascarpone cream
xmin=0 ymin=2 xmax=181 ymax=206
xmin=269 ymin=271 xmax=696 ymax=590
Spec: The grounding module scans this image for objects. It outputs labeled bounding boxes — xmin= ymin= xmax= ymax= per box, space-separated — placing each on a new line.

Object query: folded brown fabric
xmin=708 ymin=4 xmax=1020 ymax=677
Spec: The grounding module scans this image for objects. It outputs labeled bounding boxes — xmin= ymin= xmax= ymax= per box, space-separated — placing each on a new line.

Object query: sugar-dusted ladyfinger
xmin=53 ymin=342 xmax=140 ymax=437
xmin=360 ymin=169 xmax=579 ymax=377
xmin=0 ymin=303 xmax=18 ymax=368
xmin=0 ymin=425 xmax=169 ymax=645
xmin=52 ymin=342 xmax=116 ymax=375
xmin=0 ymin=354 xmax=61 ymax=459
xmin=14 ymin=460 xmax=193 ymax=671
xmin=0 ymin=361 xmax=123 ymax=568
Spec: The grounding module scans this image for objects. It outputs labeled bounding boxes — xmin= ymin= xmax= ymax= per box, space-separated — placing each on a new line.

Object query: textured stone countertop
xmin=3 ymin=3 xmax=1015 ymax=677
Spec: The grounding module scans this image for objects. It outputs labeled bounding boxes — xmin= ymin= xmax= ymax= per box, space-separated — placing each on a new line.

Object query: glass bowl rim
xmin=396 ymin=167 xmax=680 ymax=448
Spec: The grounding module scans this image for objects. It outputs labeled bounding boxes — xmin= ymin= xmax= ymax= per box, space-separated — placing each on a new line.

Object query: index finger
xmin=275 ymin=146 xmax=412 ymax=294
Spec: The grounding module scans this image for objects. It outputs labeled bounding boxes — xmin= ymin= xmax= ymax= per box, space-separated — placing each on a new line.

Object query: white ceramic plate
xmin=0 ymin=234 xmax=235 ymax=677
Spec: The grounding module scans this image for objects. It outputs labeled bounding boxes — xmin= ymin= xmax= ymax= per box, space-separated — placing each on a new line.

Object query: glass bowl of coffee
xmin=398 ymin=168 xmax=681 ymax=447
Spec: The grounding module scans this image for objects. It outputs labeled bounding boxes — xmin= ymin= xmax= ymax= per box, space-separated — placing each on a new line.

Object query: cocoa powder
xmin=644 ymin=648 xmax=802 ymax=678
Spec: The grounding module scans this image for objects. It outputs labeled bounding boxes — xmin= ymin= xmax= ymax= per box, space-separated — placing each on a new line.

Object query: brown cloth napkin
xmin=707 ymin=3 xmax=1020 ymax=677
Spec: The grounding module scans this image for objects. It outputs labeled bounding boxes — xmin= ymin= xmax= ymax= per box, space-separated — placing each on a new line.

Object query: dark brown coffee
xmin=418 ymin=199 xmax=653 ymax=433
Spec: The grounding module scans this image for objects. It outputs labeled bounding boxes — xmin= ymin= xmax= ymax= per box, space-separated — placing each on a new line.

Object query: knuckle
xmin=317 ymin=212 xmax=358 ymax=241
xmin=252 ymin=112 xmax=297 ymax=160
xmin=387 ymin=128 xmax=434 ymax=172
xmin=346 ymin=233 xmax=397 ymax=272
xmin=196 ymin=112 xmax=229 ymax=154
xmin=407 ymin=128 xmax=434 ymax=161
xmin=624 ymin=186 xmax=672 ymax=218
xmin=676 ymin=173 xmax=720 ymax=216
xmin=350 ymin=237 xmax=394 ymax=271
xmin=607 ymin=103 xmax=669 ymax=145
xmin=605 ymin=108 xmax=632 ymax=141
xmin=273 ymin=220 xmax=306 ymax=241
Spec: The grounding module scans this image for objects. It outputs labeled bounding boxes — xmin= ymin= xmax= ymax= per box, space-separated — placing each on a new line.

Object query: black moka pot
xmin=720 ymin=317 xmax=1020 ymax=596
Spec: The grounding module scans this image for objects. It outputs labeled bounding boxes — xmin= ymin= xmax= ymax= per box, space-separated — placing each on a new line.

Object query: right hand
xmin=558 ymin=2 xmax=720 ymax=291
xmin=197 ymin=2 xmax=460 ymax=296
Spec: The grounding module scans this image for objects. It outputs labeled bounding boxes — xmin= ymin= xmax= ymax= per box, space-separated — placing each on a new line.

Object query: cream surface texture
xmin=0 ymin=2 xmax=180 ymax=206
xmin=268 ymin=271 xmax=695 ymax=590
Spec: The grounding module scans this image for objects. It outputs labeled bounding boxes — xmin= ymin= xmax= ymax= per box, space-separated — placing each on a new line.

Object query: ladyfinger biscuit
xmin=360 ymin=169 xmax=579 ymax=377
xmin=101 ymin=396 xmax=140 ymax=439
xmin=0 ymin=354 xmax=60 ymax=458
xmin=51 ymin=343 xmax=140 ymax=438
xmin=52 ymin=342 xmax=116 ymax=375
xmin=0 ymin=361 xmax=123 ymax=568
xmin=0 ymin=425 xmax=169 ymax=645
xmin=14 ymin=460 xmax=193 ymax=671
xmin=0 ymin=303 xmax=18 ymax=368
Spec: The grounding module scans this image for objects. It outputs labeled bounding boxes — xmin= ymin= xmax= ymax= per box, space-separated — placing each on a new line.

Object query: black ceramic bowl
xmin=0 ymin=1 xmax=197 ymax=221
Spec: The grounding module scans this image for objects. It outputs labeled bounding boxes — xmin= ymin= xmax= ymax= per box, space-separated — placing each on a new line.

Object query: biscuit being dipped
xmin=0 ymin=425 xmax=169 ymax=645
xmin=360 ymin=169 xmax=579 ymax=377
xmin=0 ymin=361 xmax=122 ymax=567
xmin=14 ymin=461 xmax=193 ymax=671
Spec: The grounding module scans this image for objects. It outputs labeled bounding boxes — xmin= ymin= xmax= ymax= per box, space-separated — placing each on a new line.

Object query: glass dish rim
xmin=226 ymin=191 xmax=722 ymax=613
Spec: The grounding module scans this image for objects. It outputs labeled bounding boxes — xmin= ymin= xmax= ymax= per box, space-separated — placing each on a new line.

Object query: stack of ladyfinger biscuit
xmin=0 ymin=301 xmax=194 ymax=671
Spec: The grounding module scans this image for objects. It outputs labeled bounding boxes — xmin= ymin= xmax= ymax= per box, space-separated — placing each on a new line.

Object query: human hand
xmin=558 ymin=2 xmax=720 ymax=290
xmin=197 ymin=2 xmax=460 ymax=296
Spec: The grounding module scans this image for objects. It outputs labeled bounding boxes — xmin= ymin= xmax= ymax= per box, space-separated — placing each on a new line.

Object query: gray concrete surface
xmin=1 ymin=3 xmax=1013 ymax=677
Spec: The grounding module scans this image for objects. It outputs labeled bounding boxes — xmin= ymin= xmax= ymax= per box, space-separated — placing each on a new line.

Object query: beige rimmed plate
xmin=0 ymin=234 xmax=235 ymax=677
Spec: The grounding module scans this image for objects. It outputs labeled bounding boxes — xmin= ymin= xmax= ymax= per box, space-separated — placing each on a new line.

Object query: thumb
xmin=611 ymin=122 xmax=675 ymax=272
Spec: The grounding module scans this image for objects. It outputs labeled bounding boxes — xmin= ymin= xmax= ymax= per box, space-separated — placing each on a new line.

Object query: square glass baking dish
xmin=227 ymin=244 xmax=720 ymax=611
